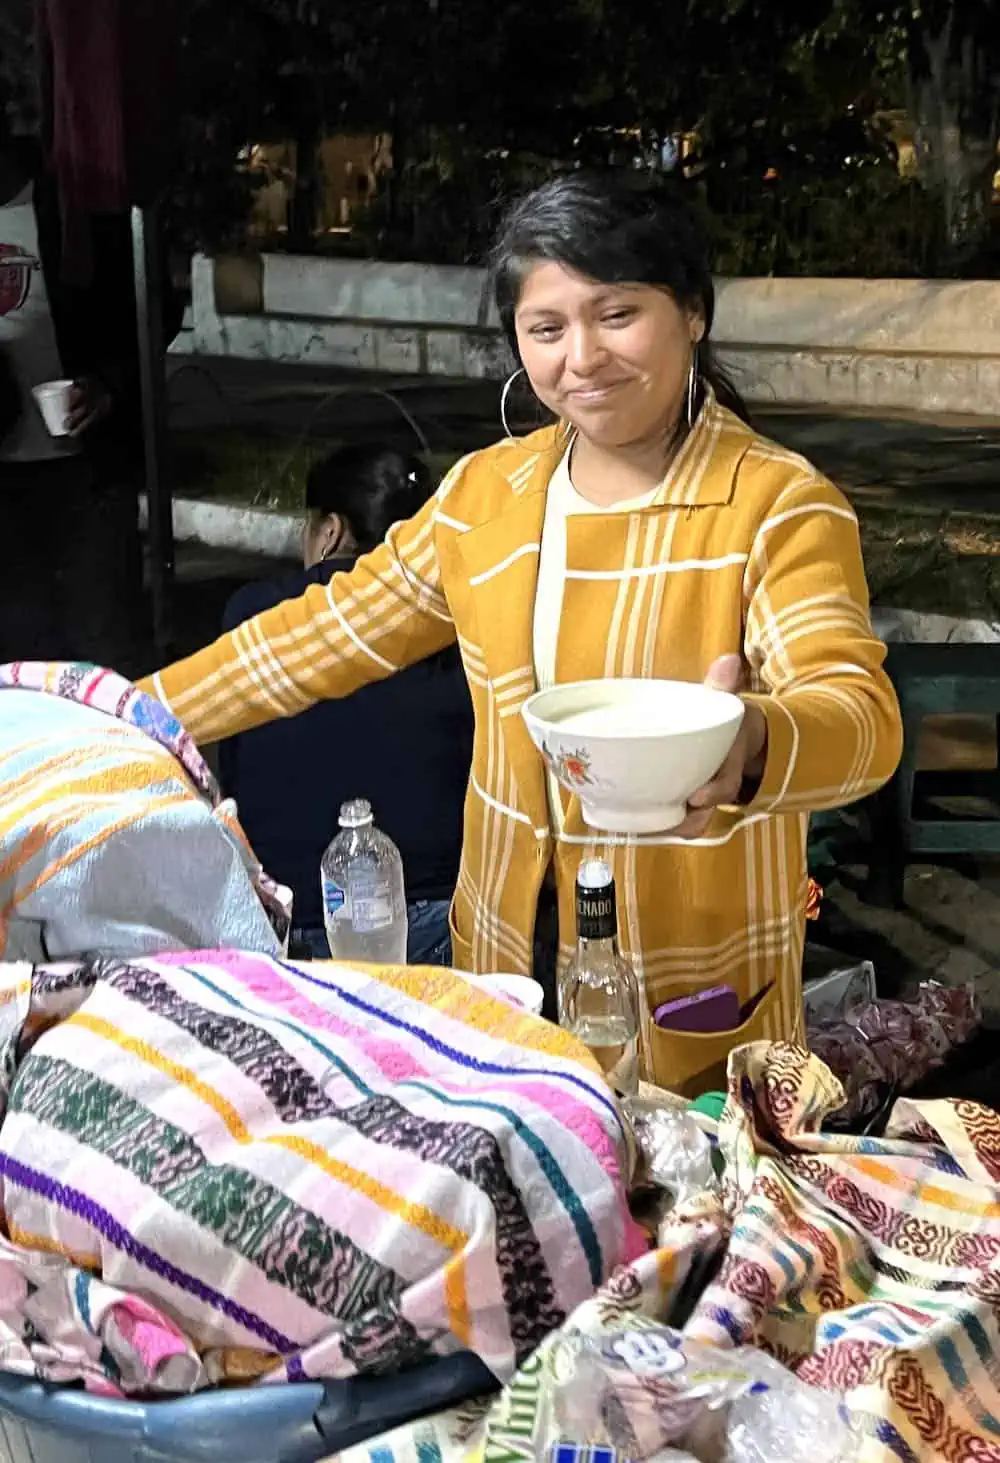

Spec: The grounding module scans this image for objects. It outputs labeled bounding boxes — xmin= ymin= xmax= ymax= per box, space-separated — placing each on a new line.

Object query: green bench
xmin=863 ymin=641 xmax=1000 ymax=907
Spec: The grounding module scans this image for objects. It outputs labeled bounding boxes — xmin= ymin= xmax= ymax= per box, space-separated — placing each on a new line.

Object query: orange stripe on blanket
xmin=68 ymin=1011 xmax=473 ymax=1344
xmin=0 ymin=727 xmax=136 ymax=775
xmin=0 ymin=740 xmax=153 ymax=831
xmin=8 ymin=1222 xmax=101 ymax=1273
xmin=370 ymin=964 xmax=594 ymax=1068
xmin=0 ymin=754 xmax=184 ymax=864
xmin=852 ymin=1156 xmax=1000 ymax=1220
xmin=4 ymin=793 xmax=192 ymax=914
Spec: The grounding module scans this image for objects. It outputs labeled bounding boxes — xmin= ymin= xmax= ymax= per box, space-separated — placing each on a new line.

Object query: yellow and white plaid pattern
xmin=140 ymin=391 xmax=901 ymax=1052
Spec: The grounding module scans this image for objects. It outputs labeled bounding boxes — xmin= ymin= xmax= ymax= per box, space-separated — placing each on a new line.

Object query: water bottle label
xmin=322 ymin=879 xmax=348 ymax=922
xmin=348 ymin=872 xmax=393 ymax=932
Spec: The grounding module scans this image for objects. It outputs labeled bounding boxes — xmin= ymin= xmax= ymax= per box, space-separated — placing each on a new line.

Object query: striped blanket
xmin=0 ymin=952 xmax=644 ymax=1394
xmin=0 ymin=662 xmax=289 ymax=961
xmin=607 ymin=1044 xmax=1000 ymax=1463
xmin=339 ymin=1045 xmax=1000 ymax=1463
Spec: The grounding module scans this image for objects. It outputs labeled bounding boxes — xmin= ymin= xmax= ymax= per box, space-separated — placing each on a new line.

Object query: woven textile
xmin=566 ymin=1044 xmax=1000 ymax=1463
xmin=0 ymin=952 xmax=643 ymax=1393
xmin=0 ymin=661 xmax=289 ymax=961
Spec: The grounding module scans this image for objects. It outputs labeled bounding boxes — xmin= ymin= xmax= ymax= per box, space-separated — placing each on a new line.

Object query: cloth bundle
xmin=0 ymin=952 xmax=644 ymax=1393
xmin=335 ymin=1042 xmax=1000 ymax=1463
xmin=0 ymin=662 xmax=289 ymax=962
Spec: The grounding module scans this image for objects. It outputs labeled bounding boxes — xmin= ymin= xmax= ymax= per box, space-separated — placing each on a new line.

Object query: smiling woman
xmin=138 ymin=174 xmax=902 ymax=1089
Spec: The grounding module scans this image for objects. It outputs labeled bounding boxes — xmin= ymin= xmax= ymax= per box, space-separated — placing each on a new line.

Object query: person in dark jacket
xmin=0 ymin=118 xmax=168 ymax=671
xmin=219 ymin=445 xmax=474 ymax=965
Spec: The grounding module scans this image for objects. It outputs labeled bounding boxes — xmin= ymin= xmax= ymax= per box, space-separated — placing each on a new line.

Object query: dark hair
xmin=305 ymin=445 xmax=431 ymax=554
xmin=489 ymin=172 xmax=749 ymax=423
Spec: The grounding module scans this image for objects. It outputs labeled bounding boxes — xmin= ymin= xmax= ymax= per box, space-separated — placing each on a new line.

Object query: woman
xmin=140 ymin=175 xmax=901 ymax=1074
xmin=216 ymin=444 xmax=473 ymax=965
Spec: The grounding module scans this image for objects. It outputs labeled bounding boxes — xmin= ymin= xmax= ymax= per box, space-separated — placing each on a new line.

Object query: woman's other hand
xmin=672 ymin=654 xmax=768 ymax=838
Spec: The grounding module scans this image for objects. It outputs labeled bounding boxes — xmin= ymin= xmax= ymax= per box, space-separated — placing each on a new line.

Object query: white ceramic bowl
xmin=522 ymin=678 xmax=745 ymax=834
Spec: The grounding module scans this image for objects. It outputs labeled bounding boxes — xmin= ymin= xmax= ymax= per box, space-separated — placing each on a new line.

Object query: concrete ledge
xmin=264 ymin=255 xmax=495 ymax=327
xmin=175 ymin=253 xmax=1000 ymax=418
xmin=872 ymin=607 xmax=1000 ymax=645
xmin=713 ymin=277 xmax=1000 ymax=357
xmin=139 ymin=495 xmax=301 ymax=560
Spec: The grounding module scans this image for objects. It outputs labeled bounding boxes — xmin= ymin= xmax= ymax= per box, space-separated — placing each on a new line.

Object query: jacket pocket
xmin=646 ymin=983 xmax=777 ymax=1099
xmin=448 ymin=898 xmax=473 ymax=971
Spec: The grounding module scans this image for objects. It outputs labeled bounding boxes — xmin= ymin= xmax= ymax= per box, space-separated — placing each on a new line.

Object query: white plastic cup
xmin=478 ymin=974 xmax=545 ymax=1017
xmin=32 ymin=379 xmax=75 ymax=437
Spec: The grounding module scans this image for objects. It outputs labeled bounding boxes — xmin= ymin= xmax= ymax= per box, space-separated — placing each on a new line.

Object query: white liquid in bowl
xmin=542 ymin=683 xmax=743 ymax=739
xmin=551 ymin=704 xmax=663 ymax=737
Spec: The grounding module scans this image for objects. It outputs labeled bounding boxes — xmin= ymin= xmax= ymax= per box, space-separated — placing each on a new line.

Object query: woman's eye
xmin=529 ymin=324 xmax=562 ymax=341
xmin=603 ymin=309 xmax=636 ymax=326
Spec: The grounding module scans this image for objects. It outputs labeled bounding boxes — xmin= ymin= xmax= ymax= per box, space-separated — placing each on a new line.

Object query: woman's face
xmin=513 ymin=261 xmax=704 ymax=451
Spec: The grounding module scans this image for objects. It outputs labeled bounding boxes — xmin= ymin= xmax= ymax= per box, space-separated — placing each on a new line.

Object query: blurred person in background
xmin=218 ymin=444 xmax=474 ymax=964
xmin=0 ymin=115 xmax=154 ymax=670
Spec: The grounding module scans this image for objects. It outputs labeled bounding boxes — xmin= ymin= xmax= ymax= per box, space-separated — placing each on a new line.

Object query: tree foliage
xmin=3 ymin=0 xmax=997 ymax=275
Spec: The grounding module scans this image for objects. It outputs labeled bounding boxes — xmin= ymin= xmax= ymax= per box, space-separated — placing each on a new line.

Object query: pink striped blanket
xmin=0 ymin=951 xmax=645 ymax=1394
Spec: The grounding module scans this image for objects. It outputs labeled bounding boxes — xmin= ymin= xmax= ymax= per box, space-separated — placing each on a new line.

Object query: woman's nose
xmin=565 ymin=324 xmax=608 ymax=375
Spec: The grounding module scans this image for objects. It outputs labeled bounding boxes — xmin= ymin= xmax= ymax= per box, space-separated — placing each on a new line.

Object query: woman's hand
xmin=672 ymin=654 xmax=768 ymax=838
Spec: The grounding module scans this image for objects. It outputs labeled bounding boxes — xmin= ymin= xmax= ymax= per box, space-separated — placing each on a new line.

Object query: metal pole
xmin=131 ymin=201 xmax=174 ymax=659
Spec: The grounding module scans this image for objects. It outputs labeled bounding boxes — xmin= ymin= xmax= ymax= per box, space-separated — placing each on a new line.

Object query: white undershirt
xmin=532 ymin=444 xmax=658 ymax=827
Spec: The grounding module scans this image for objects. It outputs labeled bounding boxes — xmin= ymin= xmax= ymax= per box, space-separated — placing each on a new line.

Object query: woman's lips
xmin=566 ymin=381 xmax=628 ymax=404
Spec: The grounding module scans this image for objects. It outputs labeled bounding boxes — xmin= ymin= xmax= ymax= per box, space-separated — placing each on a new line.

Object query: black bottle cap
xmin=576 ymin=859 xmax=617 ymax=941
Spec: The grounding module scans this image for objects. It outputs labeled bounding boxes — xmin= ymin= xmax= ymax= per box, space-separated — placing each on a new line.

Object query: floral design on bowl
xmin=548 ymin=744 xmax=594 ymax=788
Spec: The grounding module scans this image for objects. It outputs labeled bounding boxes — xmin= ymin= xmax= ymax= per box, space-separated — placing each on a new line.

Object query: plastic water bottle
xmin=321 ymin=800 xmax=408 ymax=964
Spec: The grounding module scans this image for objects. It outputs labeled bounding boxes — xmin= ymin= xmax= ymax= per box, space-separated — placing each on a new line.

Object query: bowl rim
xmin=522 ymin=677 xmax=745 ymax=742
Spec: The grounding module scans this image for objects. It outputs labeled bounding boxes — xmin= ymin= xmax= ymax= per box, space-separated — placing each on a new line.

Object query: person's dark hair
xmin=305 ymin=445 xmax=431 ymax=554
xmin=489 ymin=172 xmax=750 ymax=424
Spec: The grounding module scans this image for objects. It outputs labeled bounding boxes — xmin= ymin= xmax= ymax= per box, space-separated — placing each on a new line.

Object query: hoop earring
xmin=686 ymin=348 xmax=700 ymax=430
xmin=500 ymin=367 xmax=526 ymax=438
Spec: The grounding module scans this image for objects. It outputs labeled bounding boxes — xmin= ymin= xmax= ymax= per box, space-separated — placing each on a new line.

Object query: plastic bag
xmin=624 ymin=1098 xmax=717 ymax=1202
xmin=624 ymin=1097 xmax=721 ymax=1250
xmin=802 ymin=954 xmax=875 ymax=1023
xmin=477 ymin=1324 xmax=861 ymax=1463
xmin=809 ymin=980 xmax=981 ymax=1126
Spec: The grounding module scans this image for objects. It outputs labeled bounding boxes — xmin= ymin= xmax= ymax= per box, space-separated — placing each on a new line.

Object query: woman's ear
xmin=317 ymin=514 xmax=345 ymax=560
xmin=303 ymin=512 xmax=340 ymax=568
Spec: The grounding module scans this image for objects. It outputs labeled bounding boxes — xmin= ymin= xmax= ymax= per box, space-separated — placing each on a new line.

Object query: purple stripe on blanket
xmin=0 ymin=1152 xmax=296 ymax=1355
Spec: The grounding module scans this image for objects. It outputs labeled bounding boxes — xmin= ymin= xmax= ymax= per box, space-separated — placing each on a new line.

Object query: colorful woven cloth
xmin=316 ymin=1042 xmax=1000 ymax=1463
xmin=582 ymin=1043 xmax=1000 ymax=1463
xmin=0 ymin=952 xmax=644 ymax=1394
xmin=0 ymin=662 xmax=289 ymax=961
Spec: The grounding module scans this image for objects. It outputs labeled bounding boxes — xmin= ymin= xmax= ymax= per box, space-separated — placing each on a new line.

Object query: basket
xmin=0 ymin=1352 xmax=494 ymax=1463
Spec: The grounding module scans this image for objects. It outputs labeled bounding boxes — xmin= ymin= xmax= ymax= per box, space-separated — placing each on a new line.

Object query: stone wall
xmin=170 ymin=253 xmax=1000 ymax=418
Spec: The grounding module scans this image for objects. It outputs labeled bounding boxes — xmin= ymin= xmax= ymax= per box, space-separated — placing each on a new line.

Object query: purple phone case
xmin=654 ymin=984 xmax=741 ymax=1034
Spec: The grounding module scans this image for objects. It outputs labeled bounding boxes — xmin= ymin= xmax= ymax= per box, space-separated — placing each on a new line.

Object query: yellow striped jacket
xmin=140 ymin=392 xmax=902 ymax=1092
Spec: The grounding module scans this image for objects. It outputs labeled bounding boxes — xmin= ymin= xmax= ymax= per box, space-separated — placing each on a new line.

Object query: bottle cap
xmin=339 ymin=799 xmax=374 ymax=829
xmin=578 ymin=858 xmax=613 ymax=891
xmin=576 ymin=859 xmax=617 ymax=940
